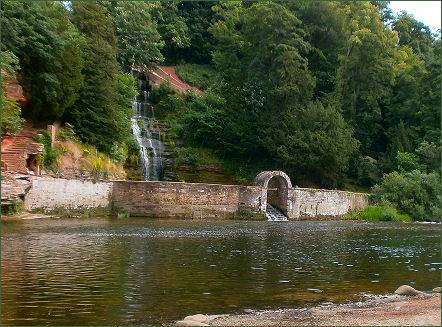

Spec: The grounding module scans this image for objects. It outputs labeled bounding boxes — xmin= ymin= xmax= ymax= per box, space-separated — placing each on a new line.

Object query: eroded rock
xmin=394 ymin=285 xmax=422 ymax=296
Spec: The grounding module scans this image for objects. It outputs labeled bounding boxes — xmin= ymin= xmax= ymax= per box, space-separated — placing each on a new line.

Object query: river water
xmin=1 ymin=219 xmax=440 ymax=325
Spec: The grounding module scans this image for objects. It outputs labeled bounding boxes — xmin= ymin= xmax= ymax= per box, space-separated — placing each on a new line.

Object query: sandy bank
xmin=178 ymin=294 xmax=440 ymax=326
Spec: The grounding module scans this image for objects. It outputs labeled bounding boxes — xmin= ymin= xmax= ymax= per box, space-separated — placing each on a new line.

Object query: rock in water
xmin=183 ymin=314 xmax=208 ymax=323
xmin=175 ymin=320 xmax=209 ymax=326
xmin=394 ymin=285 xmax=422 ymax=296
xmin=432 ymin=287 xmax=441 ymax=293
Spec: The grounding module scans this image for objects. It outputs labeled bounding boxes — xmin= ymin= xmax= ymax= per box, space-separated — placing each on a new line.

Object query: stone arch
xmin=254 ymin=171 xmax=292 ymax=216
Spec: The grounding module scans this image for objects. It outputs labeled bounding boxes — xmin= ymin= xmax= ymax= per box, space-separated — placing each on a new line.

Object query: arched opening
xmin=266 ymin=175 xmax=290 ymax=215
xmin=254 ymin=171 xmax=292 ymax=218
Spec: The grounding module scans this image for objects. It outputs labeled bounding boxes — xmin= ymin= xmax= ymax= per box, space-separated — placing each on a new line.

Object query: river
xmin=1 ymin=218 xmax=440 ymax=325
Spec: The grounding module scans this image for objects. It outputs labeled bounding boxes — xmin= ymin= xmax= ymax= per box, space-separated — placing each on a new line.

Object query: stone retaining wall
xmin=288 ymin=188 xmax=369 ymax=219
xmin=24 ymin=177 xmax=112 ymax=211
xmin=112 ymin=181 xmax=262 ymax=219
xmin=18 ymin=176 xmax=368 ymax=219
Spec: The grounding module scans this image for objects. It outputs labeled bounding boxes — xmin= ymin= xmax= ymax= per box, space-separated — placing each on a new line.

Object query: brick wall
xmin=112 ymin=181 xmax=262 ymax=219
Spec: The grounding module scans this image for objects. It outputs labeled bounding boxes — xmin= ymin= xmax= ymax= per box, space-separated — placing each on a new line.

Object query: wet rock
xmin=183 ymin=314 xmax=209 ymax=323
xmin=432 ymin=287 xmax=441 ymax=293
xmin=394 ymin=285 xmax=422 ymax=296
xmin=175 ymin=320 xmax=209 ymax=326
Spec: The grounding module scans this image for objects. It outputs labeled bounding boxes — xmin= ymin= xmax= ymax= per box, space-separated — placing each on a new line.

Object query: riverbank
xmin=177 ymin=293 xmax=441 ymax=326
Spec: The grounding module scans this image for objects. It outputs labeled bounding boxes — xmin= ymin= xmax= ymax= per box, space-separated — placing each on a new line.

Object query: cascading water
xmin=131 ymin=68 xmax=164 ymax=180
xmin=266 ymin=204 xmax=288 ymax=221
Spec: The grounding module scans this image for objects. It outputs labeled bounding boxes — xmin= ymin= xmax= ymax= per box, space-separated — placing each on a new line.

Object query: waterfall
xmin=266 ymin=204 xmax=288 ymax=221
xmin=131 ymin=68 xmax=163 ymax=180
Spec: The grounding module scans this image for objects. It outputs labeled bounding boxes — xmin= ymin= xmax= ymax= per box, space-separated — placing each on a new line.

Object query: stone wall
xmin=112 ymin=181 xmax=262 ymax=219
xmin=17 ymin=175 xmax=368 ymax=220
xmin=24 ymin=176 xmax=112 ymax=211
xmin=288 ymin=188 xmax=369 ymax=219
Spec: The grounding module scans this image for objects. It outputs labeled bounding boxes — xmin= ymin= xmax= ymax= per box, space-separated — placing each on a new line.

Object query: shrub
xmin=175 ymin=64 xmax=218 ymax=90
xmin=57 ymin=122 xmax=78 ymax=141
xmin=1 ymin=98 xmax=24 ymax=135
xmin=110 ymin=142 xmax=128 ymax=163
xmin=174 ymin=147 xmax=200 ymax=167
xmin=352 ymin=205 xmax=412 ymax=222
xmin=35 ymin=131 xmax=59 ymax=171
xmin=371 ymin=170 xmax=441 ymax=221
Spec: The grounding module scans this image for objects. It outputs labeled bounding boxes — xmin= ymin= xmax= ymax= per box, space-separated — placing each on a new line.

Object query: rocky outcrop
xmin=394 ymin=285 xmax=423 ymax=296
xmin=2 ymin=73 xmax=27 ymax=106
xmin=1 ymin=173 xmax=32 ymax=206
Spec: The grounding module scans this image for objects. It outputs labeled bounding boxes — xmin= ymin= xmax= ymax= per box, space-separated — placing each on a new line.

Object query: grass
xmin=175 ymin=64 xmax=218 ymax=90
xmin=346 ymin=204 xmax=413 ymax=222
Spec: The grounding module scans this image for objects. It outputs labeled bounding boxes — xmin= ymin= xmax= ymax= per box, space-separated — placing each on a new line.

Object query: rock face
xmin=394 ymin=285 xmax=422 ymax=296
xmin=432 ymin=287 xmax=441 ymax=293
xmin=2 ymin=73 xmax=27 ymax=106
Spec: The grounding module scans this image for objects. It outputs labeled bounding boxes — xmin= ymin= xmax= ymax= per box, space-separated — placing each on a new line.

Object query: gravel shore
xmin=177 ymin=293 xmax=440 ymax=326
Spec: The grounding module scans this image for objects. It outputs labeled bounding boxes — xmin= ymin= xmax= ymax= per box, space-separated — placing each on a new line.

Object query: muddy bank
xmin=178 ymin=294 xmax=440 ymax=326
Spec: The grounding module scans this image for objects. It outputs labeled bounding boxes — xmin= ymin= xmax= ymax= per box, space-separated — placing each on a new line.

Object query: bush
xmin=371 ymin=170 xmax=441 ymax=221
xmin=174 ymin=147 xmax=200 ymax=167
xmin=110 ymin=142 xmax=128 ymax=163
xmin=35 ymin=131 xmax=59 ymax=172
xmin=1 ymin=98 xmax=24 ymax=135
xmin=350 ymin=205 xmax=412 ymax=222
xmin=57 ymin=122 xmax=78 ymax=141
xmin=175 ymin=64 xmax=218 ymax=90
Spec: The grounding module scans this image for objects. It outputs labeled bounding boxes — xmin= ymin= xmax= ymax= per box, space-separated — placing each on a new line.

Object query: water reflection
xmin=1 ymin=219 xmax=440 ymax=325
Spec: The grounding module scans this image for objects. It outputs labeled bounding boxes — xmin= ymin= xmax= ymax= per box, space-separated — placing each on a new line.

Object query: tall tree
xmin=334 ymin=1 xmax=399 ymax=156
xmin=67 ymin=1 xmax=126 ymax=153
xmin=106 ymin=1 xmax=164 ymax=70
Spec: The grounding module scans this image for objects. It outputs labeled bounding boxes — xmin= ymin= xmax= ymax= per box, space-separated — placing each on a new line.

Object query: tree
xmin=334 ymin=1 xmax=400 ymax=156
xmin=151 ymin=1 xmax=190 ymax=64
xmin=1 ymin=0 xmax=83 ymax=121
xmin=107 ymin=1 xmax=164 ymax=70
xmin=67 ymin=1 xmax=126 ymax=153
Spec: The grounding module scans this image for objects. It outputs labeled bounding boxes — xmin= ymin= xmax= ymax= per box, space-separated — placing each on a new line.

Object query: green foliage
xmin=0 ymin=50 xmax=20 ymax=76
xmin=348 ymin=205 xmax=412 ymax=222
xmin=107 ymin=1 xmax=164 ymax=70
xmin=67 ymin=2 xmax=132 ymax=155
xmin=174 ymin=147 xmax=200 ymax=167
xmin=372 ymin=170 xmax=442 ymax=221
xmin=1 ymin=201 xmax=24 ymax=216
xmin=0 ymin=98 xmax=24 ymax=135
xmin=150 ymin=1 xmax=190 ymax=63
xmin=110 ymin=142 xmax=128 ymax=164
xmin=1 ymin=0 xmax=83 ymax=121
xmin=396 ymin=151 xmax=425 ymax=173
xmin=35 ymin=131 xmax=59 ymax=171
xmin=175 ymin=64 xmax=217 ymax=90
xmin=57 ymin=123 xmax=78 ymax=141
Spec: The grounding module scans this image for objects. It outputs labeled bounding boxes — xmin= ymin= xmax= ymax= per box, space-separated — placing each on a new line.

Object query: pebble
xmin=432 ymin=287 xmax=441 ymax=293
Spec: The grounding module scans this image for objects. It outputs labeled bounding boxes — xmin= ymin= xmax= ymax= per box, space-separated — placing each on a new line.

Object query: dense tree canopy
xmin=1 ymin=0 xmax=440 ymax=218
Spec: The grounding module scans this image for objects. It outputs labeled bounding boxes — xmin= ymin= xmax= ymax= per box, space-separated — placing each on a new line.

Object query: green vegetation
xmin=1 ymin=201 xmax=24 ymax=216
xmin=176 ymin=64 xmax=217 ymax=90
xmin=1 ymin=1 xmax=439 ymax=220
xmin=35 ymin=131 xmax=59 ymax=172
xmin=1 ymin=98 xmax=24 ymax=134
xmin=347 ymin=205 xmax=413 ymax=222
